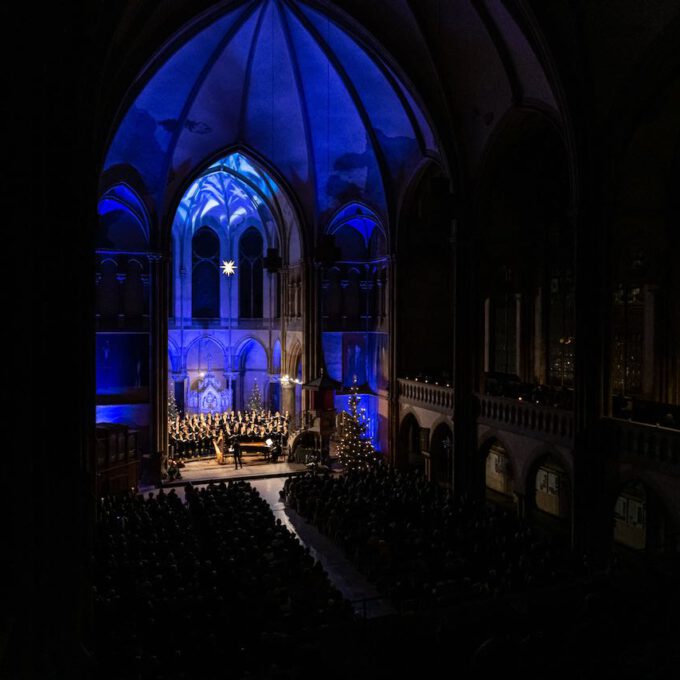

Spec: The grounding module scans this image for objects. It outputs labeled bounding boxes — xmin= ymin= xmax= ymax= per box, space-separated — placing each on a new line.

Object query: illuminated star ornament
xmin=221 ymin=260 xmax=237 ymax=276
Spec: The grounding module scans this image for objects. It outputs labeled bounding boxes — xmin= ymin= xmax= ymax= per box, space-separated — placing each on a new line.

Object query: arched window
xmin=239 ymin=227 xmax=263 ymax=318
xmin=192 ymin=227 xmax=220 ymax=318
xmin=485 ymin=440 xmax=513 ymax=497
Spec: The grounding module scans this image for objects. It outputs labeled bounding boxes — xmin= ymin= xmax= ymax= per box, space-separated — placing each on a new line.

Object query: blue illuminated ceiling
xmin=175 ymin=153 xmax=275 ymax=235
xmin=328 ymin=203 xmax=382 ymax=248
xmin=101 ymin=0 xmax=438 ymax=238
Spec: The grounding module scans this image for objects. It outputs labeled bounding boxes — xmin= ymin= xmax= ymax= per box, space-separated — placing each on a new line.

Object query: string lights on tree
xmin=168 ymin=382 xmax=180 ymax=421
xmin=247 ymin=378 xmax=264 ymax=413
xmin=337 ymin=375 xmax=381 ymax=472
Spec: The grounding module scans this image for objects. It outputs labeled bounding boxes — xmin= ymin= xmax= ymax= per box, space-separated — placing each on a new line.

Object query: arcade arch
xmin=397 ymin=412 xmax=423 ymax=472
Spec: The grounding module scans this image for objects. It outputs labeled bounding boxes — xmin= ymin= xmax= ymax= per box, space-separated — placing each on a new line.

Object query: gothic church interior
xmin=8 ymin=0 xmax=680 ymax=677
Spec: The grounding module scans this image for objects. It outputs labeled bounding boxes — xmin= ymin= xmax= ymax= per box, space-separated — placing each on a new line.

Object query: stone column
xmin=171 ymin=371 xmax=187 ymax=415
xmin=422 ymin=450 xmax=432 ymax=482
xmin=572 ymin=188 xmax=611 ymax=564
xmin=148 ymin=252 xmax=168 ymax=487
xmin=386 ymin=254 xmax=399 ymax=466
xmin=642 ymin=284 xmax=657 ymax=397
xmin=267 ymin=373 xmax=280 ymax=411
xmin=452 ymin=210 xmax=481 ymax=503
xmin=177 ymin=264 xmax=186 ymax=320
xmin=116 ymin=271 xmax=126 ymax=328
xmin=281 ymin=381 xmax=296 ymax=422
xmin=303 ymin=259 xmax=322 ymax=412
xmin=534 ymin=286 xmax=547 ymax=384
xmin=515 ymin=292 xmax=523 ymax=377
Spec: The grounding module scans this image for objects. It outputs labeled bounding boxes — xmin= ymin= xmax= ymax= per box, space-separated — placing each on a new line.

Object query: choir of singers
xmin=169 ymin=409 xmax=290 ymax=462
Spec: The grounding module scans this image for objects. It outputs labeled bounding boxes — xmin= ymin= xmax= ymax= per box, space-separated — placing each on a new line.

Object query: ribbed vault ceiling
xmin=102 ymin=0 xmax=438 ymax=238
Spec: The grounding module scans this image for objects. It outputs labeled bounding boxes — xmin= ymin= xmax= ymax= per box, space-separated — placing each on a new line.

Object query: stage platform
xmin=162 ymin=457 xmax=307 ymax=487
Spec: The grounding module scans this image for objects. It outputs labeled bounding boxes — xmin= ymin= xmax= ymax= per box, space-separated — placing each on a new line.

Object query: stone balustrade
xmin=603 ymin=417 xmax=680 ymax=468
xmin=476 ymin=394 xmax=574 ymax=443
xmin=398 ymin=378 xmax=454 ymax=413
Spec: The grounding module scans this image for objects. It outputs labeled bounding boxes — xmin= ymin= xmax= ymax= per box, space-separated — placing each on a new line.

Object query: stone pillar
xmin=281 ymin=381 xmax=296 ymax=422
xmin=422 ymin=450 xmax=432 ymax=482
xmin=386 ymin=254 xmax=399 ymax=466
xmin=171 ymin=371 xmax=187 ymax=415
xmin=267 ymin=373 xmax=280 ymax=411
xmin=177 ymin=264 xmax=186 ymax=320
xmin=452 ymin=210 xmax=482 ymax=503
xmin=572 ymin=187 xmax=611 ymax=564
xmin=304 ymin=260 xmax=322 ymax=412
xmin=483 ymin=297 xmax=491 ymax=373
xmin=534 ymin=286 xmax=546 ymax=384
xmin=116 ymin=271 xmax=126 ymax=328
xmin=418 ymin=427 xmax=431 ymax=474
xmin=223 ymin=371 xmax=237 ymax=411
xmin=642 ymin=284 xmax=657 ymax=397
xmin=148 ymin=252 xmax=168 ymax=487
xmin=515 ymin=292 xmax=522 ymax=377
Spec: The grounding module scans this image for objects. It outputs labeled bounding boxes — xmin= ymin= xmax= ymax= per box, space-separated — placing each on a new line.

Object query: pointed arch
xmin=478 ymin=434 xmax=516 ymax=503
xmin=397 ymin=411 xmax=422 ymax=472
xmin=97 ymin=182 xmax=151 ymax=250
xmin=191 ymin=226 xmax=221 ymax=318
xmin=286 ymin=340 xmax=303 ymax=378
xmin=238 ymin=226 xmax=264 ymax=318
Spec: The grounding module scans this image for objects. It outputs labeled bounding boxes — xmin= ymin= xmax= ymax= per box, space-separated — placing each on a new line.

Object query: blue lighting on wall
xmin=96 ymin=404 xmax=150 ymax=427
xmin=173 ymin=153 xmax=280 ymax=237
xmin=96 ymin=334 xmax=149 ymax=396
xmin=98 ymin=183 xmax=151 ymax=250
xmin=328 ymin=203 xmax=385 ymax=253
xmin=97 ymin=0 xmax=440 ymax=453
xmin=100 ymin=0 xmax=438 ymax=240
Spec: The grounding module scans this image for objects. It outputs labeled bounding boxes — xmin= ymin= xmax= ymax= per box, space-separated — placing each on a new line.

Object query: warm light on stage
xmin=165 ymin=457 xmax=306 ymax=487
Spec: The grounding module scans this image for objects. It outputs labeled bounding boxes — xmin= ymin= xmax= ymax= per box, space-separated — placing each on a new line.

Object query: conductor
xmin=231 ymin=437 xmax=243 ymax=470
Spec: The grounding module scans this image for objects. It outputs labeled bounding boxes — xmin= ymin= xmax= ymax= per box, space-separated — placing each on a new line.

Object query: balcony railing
xmin=398 ymin=379 xmax=454 ymax=413
xmin=476 ymin=394 xmax=574 ymax=443
xmin=603 ymin=417 xmax=680 ymax=467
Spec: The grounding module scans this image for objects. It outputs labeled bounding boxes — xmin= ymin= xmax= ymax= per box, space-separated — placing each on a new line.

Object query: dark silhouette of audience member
xmin=282 ymin=466 xmax=574 ymax=607
xmin=95 ymin=481 xmax=353 ymax=679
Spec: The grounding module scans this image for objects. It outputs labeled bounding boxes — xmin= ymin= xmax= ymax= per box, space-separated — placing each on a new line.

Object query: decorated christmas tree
xmin=168 ymin=382 xmax=180 ymax=421
xmin=337 ymin=376 xmax=381 ymax=472
xmin=247 ymin=378 xmax=263 ymax=412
